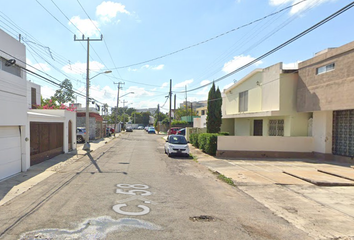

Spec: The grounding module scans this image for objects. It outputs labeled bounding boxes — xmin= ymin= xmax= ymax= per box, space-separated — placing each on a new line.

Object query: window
xmin=239 ymin=91 xmax=248 ymax=112
xmin=0 ymin=57 xmax=21 ymax=77
xmin=316 ymin=63 xmax=335 ymax=75
xmin=201 ymin=110 xmax=205 ymax=115
xmin=31 ymin=87 xmax=37 ymax=107
xmin=269 ymin=119 xmax=284 ymax=136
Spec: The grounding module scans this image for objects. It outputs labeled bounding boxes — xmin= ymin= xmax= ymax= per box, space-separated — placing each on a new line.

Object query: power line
xmin=35 ymin=0 xmax=76 ymax=35
xmin=110 ymin=0 xmax=308 ymax=70
xmin=177 ymin=1 xmax=354 ymax=94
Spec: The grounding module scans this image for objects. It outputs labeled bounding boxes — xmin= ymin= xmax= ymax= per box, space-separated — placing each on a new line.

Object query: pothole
xmin=189 ymin=215 xmax=216 ymax=222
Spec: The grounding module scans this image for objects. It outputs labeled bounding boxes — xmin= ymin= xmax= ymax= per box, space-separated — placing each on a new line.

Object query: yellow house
xmin=219 ymin=62 xmax=313 ymax=158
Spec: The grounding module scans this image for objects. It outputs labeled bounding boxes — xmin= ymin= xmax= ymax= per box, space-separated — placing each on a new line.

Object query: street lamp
xmin=83 ymin=70 xmax=112 ymax=151
xmin=114 ymin=92 xmax=134 ymax=134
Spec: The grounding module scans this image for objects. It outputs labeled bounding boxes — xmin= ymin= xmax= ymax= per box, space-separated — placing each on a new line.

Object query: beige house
xmin=218 ymin=62 xmax=312 ymax=158
xmin=297 ymin=40 xmax=354 ymax=161
xmin=193 ymin=106 xmax=207 ymax=129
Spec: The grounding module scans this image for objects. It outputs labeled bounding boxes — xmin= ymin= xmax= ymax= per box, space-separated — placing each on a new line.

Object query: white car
xmin=164 ymin=135 xmax=190 ymax=157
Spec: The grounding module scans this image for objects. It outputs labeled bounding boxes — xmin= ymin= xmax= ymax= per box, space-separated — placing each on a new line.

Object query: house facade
xmin=0 ymin=28 xmax=28 ymax=180
xmin=297 ymin=40 xmax=354 ymax=161
xmin=218 ymin=62 xmax=312 ymax=158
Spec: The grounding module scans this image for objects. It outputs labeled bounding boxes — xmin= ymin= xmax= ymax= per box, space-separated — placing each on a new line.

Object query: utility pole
xmin=114 ymin=82 xmax=124 ymax=135
xmin=157 ymin=104 xmax=160 ymax=134
xmin=185 ymin=85 xmax=188 ymax=113
xmin=174 ymin=94 xmax=176 ymax=120
xmin=74 ymin=34 xmax=103 ymax=151
xmin=169 ymin=79 xmax=172 ymax=130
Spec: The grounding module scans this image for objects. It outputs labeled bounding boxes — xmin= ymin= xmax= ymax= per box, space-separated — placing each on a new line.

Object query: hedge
xmin=189 ymin=133 xmax=200 ymax=148
xmin=191 ymin=132 xmax=229 ymax=156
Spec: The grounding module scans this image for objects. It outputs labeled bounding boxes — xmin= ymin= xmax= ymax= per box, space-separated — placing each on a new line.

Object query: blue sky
xmin=1 ymin=0 xmax=354 ymax=113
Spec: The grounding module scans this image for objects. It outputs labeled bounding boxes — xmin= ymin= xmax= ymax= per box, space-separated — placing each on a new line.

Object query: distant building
xmin=179 ymin=100 xmax=207 ymax=109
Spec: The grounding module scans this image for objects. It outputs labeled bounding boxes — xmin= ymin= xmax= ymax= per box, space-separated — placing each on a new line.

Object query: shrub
xmin=204 ymin=134 xmax=218 ymax=156
xmin=198 ymin=133 xmax=209 ymax=151
xmin=219 ymin=132 xmax=230 ymax=136
xmin=189 ymin=133 xmax=199 ymax=148
xmin=171 ymin=120 xmax=188 ymax=126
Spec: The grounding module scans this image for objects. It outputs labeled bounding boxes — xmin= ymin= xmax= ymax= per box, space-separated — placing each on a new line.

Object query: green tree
xmin=54 ymin=79 xmax=75 ymax=104
xmin=206 ymin=82 xmax=222 ymax=133
xmin=174 ymin=106 xmax=197 ymax=120
xmin=142 ymin=112 xmax=151 ymax=126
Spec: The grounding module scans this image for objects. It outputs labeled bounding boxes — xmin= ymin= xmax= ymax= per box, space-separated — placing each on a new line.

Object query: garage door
xmin=0 ymin=127 xmax=21 ymax=181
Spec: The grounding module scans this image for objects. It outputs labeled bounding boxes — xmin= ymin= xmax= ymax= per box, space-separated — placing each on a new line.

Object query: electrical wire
xmin=110 ymin=0 xmax=308 ymax=70
xmin=176 ymin=1 xmax=354 ymax=94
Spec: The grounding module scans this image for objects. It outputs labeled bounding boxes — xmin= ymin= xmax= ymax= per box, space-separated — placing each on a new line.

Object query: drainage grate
xmin=189 ymin=215 xmax=216 ymax=222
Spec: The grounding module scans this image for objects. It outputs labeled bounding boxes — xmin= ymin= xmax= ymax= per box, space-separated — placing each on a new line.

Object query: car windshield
xmin=168 ymin=136 xmax=188 ymax=144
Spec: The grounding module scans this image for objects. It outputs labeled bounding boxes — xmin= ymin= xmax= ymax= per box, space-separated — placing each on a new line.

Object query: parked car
xmin=138 ymin=126 xmax=144 ymax=130
xmin=148 ymin=127 xmax=156 ymax=134
xmin=126 ymin=127 xmax=133 ymax=132
xmin=76 ymin=127 xmax=86 ymax=143
xmin=177 ymin=128 xmax=185 ymax=136
xmin=145 ymin=126 xmax=149 ymax=131
xmin=167 ymin=127 xmax=181 ymax=135
xmin=164 ymin=135 xmax=190 ymax=157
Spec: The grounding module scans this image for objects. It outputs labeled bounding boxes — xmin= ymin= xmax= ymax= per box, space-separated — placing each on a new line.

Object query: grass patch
xmin=211 ymin=170 xmax=235 ymax=186
xmin=189 ymin=153 xmax=198 ymax=162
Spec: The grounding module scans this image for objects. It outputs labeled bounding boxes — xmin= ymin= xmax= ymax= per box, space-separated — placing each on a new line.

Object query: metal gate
xmin=332 ymin=110 xmax=354 ymax=157
xmin=30 ymin=122 xmax=64 ymax=165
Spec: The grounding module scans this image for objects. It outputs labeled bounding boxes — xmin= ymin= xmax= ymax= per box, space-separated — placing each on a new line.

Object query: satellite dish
xmin=5 ymin=59 xmax=16 ymax=67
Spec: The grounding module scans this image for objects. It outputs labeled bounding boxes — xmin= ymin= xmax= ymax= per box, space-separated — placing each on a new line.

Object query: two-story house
xmin=0 ymin=28 xmax=28 ymax=180
xmin=297 ymin=40 xmax=354 ymax=161
xmin=219 ymin=62 xmax=312 ymax=158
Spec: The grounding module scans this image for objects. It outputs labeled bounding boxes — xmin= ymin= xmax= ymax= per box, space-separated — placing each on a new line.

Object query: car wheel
xmin=168 ymin=151 xmax=172 ymax=157
xmin=77 ymin=136 xmax=84 ymax=143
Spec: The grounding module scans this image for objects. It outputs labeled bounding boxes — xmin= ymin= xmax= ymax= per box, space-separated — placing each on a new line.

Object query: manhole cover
xmin=189 ymin=215 xmax=216 ymax=222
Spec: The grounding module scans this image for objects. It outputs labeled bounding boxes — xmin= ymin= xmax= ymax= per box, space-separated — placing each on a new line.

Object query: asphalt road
xmin=0 ymin=130 xmax=312 ymax=240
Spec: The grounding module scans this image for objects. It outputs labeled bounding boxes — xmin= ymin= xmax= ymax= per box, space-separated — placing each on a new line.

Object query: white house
xmin=0 ymin=28 xmax=28 ymax=180
xmin=0 ymin=29 xmax=77 ymax=181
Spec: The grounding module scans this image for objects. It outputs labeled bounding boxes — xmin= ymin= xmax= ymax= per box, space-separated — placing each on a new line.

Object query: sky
xmin=1 ymin=0 xmax=354 ymax=113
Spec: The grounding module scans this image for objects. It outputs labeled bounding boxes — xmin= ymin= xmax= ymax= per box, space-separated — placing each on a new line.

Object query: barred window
xmin=269 ymin=119 xmax=284 ymax=136
xmin=239 ymin=91 xmax=248 ymax=112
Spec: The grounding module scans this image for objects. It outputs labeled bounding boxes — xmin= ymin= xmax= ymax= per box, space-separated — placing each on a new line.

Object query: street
xmin=0 ymin=130 xmax=311 ymax=240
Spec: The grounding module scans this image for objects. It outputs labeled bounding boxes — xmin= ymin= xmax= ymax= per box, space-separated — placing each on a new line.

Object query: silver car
xmin=164 ymin=135 xmax=190 ymax=157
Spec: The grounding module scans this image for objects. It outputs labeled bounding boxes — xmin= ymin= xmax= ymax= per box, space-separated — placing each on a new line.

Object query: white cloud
xmin=200 ymin=80 xmax=211 ymax=86
xmin=70 ymin=16 xmax=100 ymax=37
xmin=62 ymin=61 xmax=105 ymax=74
xmin=96 ymin=1 xmax=130 ymax=23
xmin=160 ymin=82 xmax=168 ymax=89
xmin=174 ymin=79 xmax=194 ymax=89
xmin=222 ymin=55 xmax=263 ymax=74
xmin=27 ymin=59 xmax=50 ymax=72
xmin=128 ymin=64 xmax=164 ymax=72
xmin=283 ymin=61 xmax=301 ymax=69
xmin=269 ymin=0 xmax=333 ymax=15
xmin=125 ymin=86 xmax=155 ymax=98
xmin=40 ymin=85 xmax=56 ymax=99
xmin=152 ymin=64 xmax=164 ymax=70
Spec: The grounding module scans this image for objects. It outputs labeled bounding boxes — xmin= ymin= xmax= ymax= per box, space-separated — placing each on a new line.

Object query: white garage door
xmin=0 ymin=127 xmax=21 ymax=181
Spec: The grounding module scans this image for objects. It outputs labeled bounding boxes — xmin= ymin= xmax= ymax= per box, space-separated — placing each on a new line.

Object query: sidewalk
xmin=0 ymin=135 xmax=117 ymax=207
xmin=189 ymin=145 xmax=354 ymax=239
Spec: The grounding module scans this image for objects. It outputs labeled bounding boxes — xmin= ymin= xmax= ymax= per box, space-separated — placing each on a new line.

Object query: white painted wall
xmin=218 ymin=136 xmax=314 ymax=152
xmin=0 ymin=29 xmax=28 ymax=177
xmin=27 ymin=81 xmax=41 ymax=109
xmin=312 ymin=111 xmax=333 ymax=154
